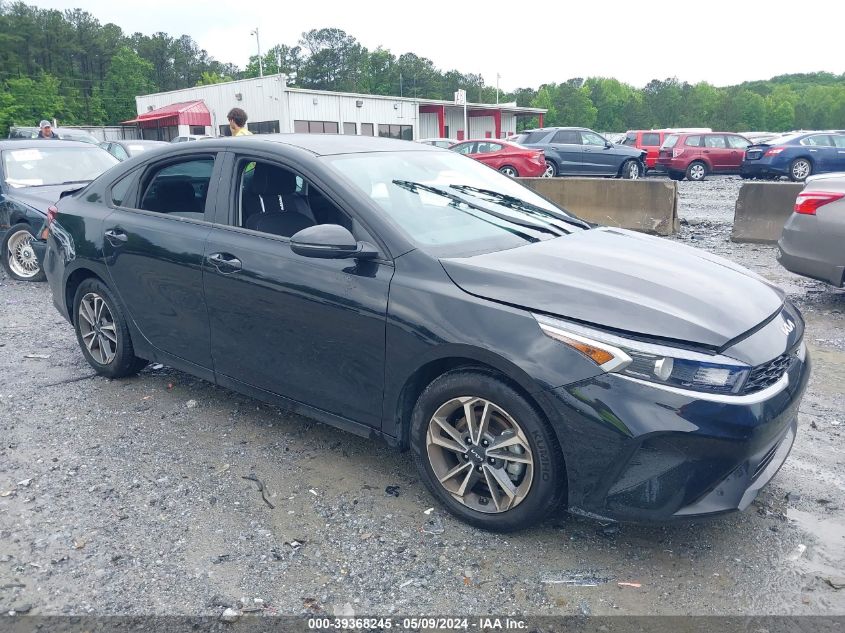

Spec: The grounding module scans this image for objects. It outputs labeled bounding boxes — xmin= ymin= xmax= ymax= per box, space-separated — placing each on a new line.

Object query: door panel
xmin=203 ymin=227 xmax=392 ymax=428
xmin=580 ymin=131 xmax=616 ymax=175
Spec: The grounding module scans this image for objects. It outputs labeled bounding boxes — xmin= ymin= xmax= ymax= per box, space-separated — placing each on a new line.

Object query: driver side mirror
xmin=604 ymin=141 xmax=612 ymax=149
xmin=290 ymin=224 xmax=378 ymax=260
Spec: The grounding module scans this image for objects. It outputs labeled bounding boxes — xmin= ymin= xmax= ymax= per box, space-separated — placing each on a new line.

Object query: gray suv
xmin=513 ymin=127 xmax=646 ymax=178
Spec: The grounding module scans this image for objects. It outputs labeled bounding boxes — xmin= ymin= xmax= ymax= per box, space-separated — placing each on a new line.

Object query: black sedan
xmin=510 ymin=127 xmax=646 ymax=178
xmin=40 ymin=135 xmax=809 ymax=531
xmin=0 ymin=140 xmax=119 ymax=281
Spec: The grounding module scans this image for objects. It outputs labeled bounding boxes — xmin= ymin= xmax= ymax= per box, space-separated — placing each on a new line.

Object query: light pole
xmin=251 ymin=28 xmax=263 ymax=77
xmin=496 ymin=73 xmax=501 ymax=105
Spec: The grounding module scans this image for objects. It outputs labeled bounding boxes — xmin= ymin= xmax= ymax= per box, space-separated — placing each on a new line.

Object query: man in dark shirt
xmin=37 ymin=120 xmax=58 ymax=139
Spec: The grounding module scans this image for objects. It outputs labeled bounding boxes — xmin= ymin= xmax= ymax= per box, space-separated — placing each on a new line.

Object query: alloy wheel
xmin=542 ymin=163 xmax=555 ymax=178
xmin=792 ymin=160 xmax=810 ymax=180
xmin=627 ymin=161 xmax=640 ymax=179
xmin=78 ymin=292 xmax=118 ymax=365
xmin=500 ymin=167 xmax=518 ymax=177
xmin=6 ymin=230 xmax=40 ymax=279
xmin=426 ymin=396 xmax=534 ymax=513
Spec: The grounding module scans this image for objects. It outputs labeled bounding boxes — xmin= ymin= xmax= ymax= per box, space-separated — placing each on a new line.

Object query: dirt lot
xmin=1 ymin=176 xmax=843 ymax=618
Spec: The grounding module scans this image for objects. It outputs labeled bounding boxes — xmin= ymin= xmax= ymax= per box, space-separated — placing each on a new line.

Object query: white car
xmin=171 ymin=135 xmax=210 ymax=143
xmin=418 ymin=138 xmax=455 ymax=149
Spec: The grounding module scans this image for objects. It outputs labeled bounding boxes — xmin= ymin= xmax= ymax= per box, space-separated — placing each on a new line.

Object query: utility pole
xmin=496 ymin=73 xmax=501 ymax=105
xmin=251 ymin=28 xmax=263 ymax=77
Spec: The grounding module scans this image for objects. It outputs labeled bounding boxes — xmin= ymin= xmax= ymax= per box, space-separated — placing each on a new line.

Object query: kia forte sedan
xmin=40 ymin=135 xmax=810 ymax=531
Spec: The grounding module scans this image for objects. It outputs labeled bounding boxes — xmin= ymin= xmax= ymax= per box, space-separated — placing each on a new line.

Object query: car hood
xmin=440 ymin=227 xmax=784 ymax=349
xmin=3 ymin=184 xmax=86 ymax=215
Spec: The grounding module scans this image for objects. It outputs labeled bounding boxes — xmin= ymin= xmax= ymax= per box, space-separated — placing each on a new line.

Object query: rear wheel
xmin=499 ymin=165 xmax=519 ymax=178
xmin=73 ymin=278 xmax=147 ymax=378
xmin=411 ymin=369 xmax=566 ymax=532
xmin=544 ymin=160 xmax=558 ymax=177
xmin=686 ymin=161 xmax=707 ymax=181
xmin=620 ymin=159 xmax=641 ymax=180
xmin=789 ymin=158 xmax=812 ymax=182
xmin=2 ymin=223 xmax=45 ymax=282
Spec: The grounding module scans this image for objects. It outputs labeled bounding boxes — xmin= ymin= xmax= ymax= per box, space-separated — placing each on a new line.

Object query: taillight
xmin=41 ymin=205 xmax=58 ymax=239
xmin=794 ymin=191 xmax=844 ymax=215
xmin=672 ymin=148 xmax=685 ymax=158
xmin=765 ymin=147 xmax=785 ymax=156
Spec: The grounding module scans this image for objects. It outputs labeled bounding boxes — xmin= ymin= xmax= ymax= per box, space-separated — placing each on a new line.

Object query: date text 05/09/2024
xmin=307 ymin=617 xmax=528 ymax=630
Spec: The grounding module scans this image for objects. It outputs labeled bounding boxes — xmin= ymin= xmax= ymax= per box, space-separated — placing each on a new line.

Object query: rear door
xmin=102 ymin=153 xmax=221 ymax=373
xmin=726 ymin=135 xmax=751 ymax=171
xmin=702 ymin=134 xmax=732 ymax=171
xmin=641 ymin=132 xmax=662 ymax=169
xmin=547 ymin=129 xmax=583 ymax=174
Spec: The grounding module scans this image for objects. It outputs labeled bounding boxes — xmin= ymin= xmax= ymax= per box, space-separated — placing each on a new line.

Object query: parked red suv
xmin=622 ymin=130 xmax=675 ymax=170
xmin=656 ymin=132 xmax=751 ymax=181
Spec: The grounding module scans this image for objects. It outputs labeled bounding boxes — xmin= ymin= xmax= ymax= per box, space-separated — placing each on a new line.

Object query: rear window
xmin=662 ymin=135 xmax=679 ymax=148
xmin=523 ymin=130 xmax=552 ymax=144
xmin=642 ymin=132 xmax=661 ymax=146
xmin=684 ymin=135 xmax=702 ymax=147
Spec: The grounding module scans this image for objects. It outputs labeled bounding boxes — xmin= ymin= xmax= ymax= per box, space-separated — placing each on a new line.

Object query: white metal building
xmin=132 ymin=75 xmax=546 ymax=142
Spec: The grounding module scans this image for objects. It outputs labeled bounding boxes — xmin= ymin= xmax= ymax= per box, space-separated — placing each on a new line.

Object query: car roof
xmin=200 ymin=134 xmax=439 ymax=156
xmin=0 ymin=139 xmax=99 ymax=150
xmin=522 ymin=127 xmax=592 ymax=133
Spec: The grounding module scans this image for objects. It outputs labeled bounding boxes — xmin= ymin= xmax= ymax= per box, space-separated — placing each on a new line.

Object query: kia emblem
xmin=781 ymin=318 xmax=795 ymax=336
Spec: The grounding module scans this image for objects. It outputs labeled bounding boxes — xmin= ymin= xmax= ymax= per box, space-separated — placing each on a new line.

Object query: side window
xmin=642 ymin=133 xmax=661 ymax=146
xmin=453 ymin=143 xmax=475 ymax=155
xmin=801 ymin=134 xmax=833 ymax=147
xmin=551 ymin=130 xmax=578 ymax=144
xmin=110 ymin=173 xmax=135 ymax=207
xmin=138 ymin=157 xmax=214 ymax=220
xmin=833 ymin=135 xmax=845 ymax=148
xmin=476 ymin=142 xmax=502 ymax=153
xmin=704 ymin=135 xmax=727 ymax=148
xmin=621 ymin=132 xmax=637 ymax=146
xmin=727 ymin=136 xmax=750 ymax=149
xmin=581 ymin=131 xmax=606 ymax=146
xmin=235 ymin=158 xmax=369 ymax=241
xmin=684 ymin=135 xmax=701 ymax=147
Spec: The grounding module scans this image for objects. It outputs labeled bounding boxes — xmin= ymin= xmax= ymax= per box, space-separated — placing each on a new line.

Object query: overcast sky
xmin=32 ymin=0 xmax=845 ymax=90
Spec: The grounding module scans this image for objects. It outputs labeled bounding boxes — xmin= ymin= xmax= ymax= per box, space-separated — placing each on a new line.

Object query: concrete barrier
xmin=517 ymin=177 xmax=679 ymax=236
xmin=731 ymin=182 xmax=804 ymax=244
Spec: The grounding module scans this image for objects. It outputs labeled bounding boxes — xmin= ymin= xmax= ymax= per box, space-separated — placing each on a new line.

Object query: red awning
xmin=123 ymin=100 xmax=211 ymax=128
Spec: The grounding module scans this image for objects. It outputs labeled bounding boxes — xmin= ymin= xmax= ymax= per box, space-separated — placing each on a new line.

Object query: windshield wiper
xmin=448 ymin=184 xmax=591 ymax=230
xmin=392 ymin=180 xmax=565 ymax=239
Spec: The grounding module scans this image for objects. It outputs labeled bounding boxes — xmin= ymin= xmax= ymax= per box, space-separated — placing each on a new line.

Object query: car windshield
xmin=1 ymin=145 xmax=119 ymax=188
xmin=325 ymin=150 xmax=586 ymax=256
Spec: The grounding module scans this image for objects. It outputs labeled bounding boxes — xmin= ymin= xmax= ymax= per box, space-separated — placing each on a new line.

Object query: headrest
xmin=249 ymin=163 xmax=298 ymax=196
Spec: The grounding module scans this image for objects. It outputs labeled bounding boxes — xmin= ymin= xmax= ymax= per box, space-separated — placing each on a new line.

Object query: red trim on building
xmin=538 ymin=113 xmax=544 ymax=127
xmin=123 ymin=100 xmax=211 ymax=129
xmin=420 ymin=104 xmax=447 ymax=138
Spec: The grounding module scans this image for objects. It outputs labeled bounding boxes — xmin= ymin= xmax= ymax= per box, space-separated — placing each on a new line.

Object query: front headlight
xmin=535 ymin=314 xmax=750 ymax=395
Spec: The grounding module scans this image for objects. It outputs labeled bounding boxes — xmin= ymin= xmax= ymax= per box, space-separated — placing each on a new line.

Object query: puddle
xmin=788 ymin=508 xmax=845 ymax=578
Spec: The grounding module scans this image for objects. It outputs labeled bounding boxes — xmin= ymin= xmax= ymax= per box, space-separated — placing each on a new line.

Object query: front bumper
xmin=544 ymin=348 xmax=810 ymax=522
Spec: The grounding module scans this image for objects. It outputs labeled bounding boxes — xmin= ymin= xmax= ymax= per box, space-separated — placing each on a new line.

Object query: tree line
xmin=1 ymin=2 xmax=844 ymax=137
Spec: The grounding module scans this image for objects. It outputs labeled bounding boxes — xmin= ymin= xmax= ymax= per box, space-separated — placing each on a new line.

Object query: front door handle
xmin=207 ymin=252 xmax=242 ymax=273
xmin=104 ymin=229 xmax=128 ymax=245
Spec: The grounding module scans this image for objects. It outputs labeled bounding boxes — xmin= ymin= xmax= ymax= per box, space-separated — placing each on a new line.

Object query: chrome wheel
xmin=791 ymin=159 xmax=811 ymax=181
xmin=688 ymin=162 xmax=706 ymax=181
xmin=77 ymin=292 xmax=118 ymax=365
xmin=500 ymin=166 xmax=518 ymax=177
xmin=426 ymin=396 xmax=534 ymax=514
xmin=542 ymin=163 xmax=555 ymax=178
xmin=6 ymin=229 xmax=40 ymax=279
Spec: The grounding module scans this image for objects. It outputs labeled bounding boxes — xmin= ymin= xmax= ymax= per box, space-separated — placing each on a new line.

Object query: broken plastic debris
xmin=617 ymin=582 xmax=642 ymax=588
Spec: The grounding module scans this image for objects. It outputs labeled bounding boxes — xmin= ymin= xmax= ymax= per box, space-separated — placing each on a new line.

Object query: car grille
xmin=743 ymin=353 xmax=793 ymax=394
xmin=746 ymin=150 xmax=763 ymax=160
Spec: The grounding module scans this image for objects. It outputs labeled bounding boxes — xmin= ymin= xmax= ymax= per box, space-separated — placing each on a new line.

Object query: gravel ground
xmin=1 ymin=177 xmax=844 ymax=618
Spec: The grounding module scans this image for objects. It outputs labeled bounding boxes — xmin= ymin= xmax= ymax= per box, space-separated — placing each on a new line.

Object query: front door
xmin=203 ymin=155 xmax=393 ymax=428
xmin=580 ymin=130 xmax=616 ymax=175
xmin=102 ymin=154 xmax=220 ymax=371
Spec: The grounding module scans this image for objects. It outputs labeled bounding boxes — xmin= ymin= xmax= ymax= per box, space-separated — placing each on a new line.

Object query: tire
xmin=2 ymin=223 xmax=45 ymax=282
xmin=789 ymin=158 xmax=812 ymax=182
xmin=544 ymin=160 xmax=558 ymax=177
xmin=411 ymin=368 xmax=566 ymax=532
xmin=686 ymin=161 xmax=707 ymax=181
xmin=620 ymin=159 xmax=641 ymax=180
xmin=72 ymin=278 xmax=147 ymax=378
xmin=499 ymin=165 xmax=519 ymax=178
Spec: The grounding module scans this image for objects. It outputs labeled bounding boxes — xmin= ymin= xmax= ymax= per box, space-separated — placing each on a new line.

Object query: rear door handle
xmin=104 ymin=229 xmax=127 ymax=245
xmin=207 ymin=252 xmax=242 ymax=273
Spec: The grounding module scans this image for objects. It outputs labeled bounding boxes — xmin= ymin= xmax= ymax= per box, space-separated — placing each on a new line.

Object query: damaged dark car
xmin=39 ymin=135 xmax=810 ymax=531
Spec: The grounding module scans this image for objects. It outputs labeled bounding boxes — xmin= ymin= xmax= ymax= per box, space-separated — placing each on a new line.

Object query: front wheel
xmin=2 ymin=224 xmax=45 ymax=282
xmin=73 ymin=278 xmax=147 ymax=378
xmin=411 ymin=369 xmax=566 ymax=532
xmin=789 ymin=158 xmax=812 ymax=182
xmin=499 ymin=165 xmax=519 ymax=178
xmin=620 ymin=159 xmax=641 ymax=180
